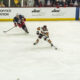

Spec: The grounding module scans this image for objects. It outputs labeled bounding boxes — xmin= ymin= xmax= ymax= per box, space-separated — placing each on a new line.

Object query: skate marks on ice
xmin=1 ymin=32 xmax=35 ymax=38
xmin=3 ymin=33 xmax=28 ymax=36
xmin=26 ymin=45 xmax=63 ymax=53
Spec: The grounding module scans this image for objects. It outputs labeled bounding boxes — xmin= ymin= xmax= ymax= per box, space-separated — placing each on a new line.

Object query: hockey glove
xmin=36 ymin=31 xmax=39 ymax=35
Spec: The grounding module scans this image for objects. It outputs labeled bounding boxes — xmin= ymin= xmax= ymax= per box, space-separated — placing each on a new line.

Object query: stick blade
xmin=3 ymin=31 xmax=7 ymax=33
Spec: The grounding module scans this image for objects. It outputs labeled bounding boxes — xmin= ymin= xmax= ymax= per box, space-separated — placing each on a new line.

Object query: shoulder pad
xmin=37 ymin=27 xmax=40 ymax=30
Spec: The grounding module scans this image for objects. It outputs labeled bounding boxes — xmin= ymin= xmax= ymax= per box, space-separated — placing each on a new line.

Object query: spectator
xmin=73 ymin=0 xmax=78 ymax=7
xmin=23 ymin=0 xmax=27 ymax=7
xmin=38 ymin=1 xmax=43 ymax=7
xmin=38 ymin=0 xmax=45 ymax=7
xmin=45 ymin=0 xmax=53 ymax=7
xmin=2 ymin=0 xmax=8 ymax=7
xmin=0 ymin=1 xmax=5 ymax=7
xmin=62 ymin=0 xmax=66 ymax=7
xmin=52 ymin=0 xmax=56 ymax=7
xmin=78 ymin=0 xmax=80 ymax=6
xmin=11 ymin=0 xmax=21 ymax=7
xmin=66 ymin=0 xmax=70 ymax=6
xmin=58 ymin=0 xmax=63 ymax=7
xmin=69 ymin=0 xmax=74 ymax=6
xmin=56 ymin=0 xmax=60 ymax=7
xmin=27 ymin=0 xmax=34 ymax=7
xmin=34 ymin=0 xmax=39 ymax=7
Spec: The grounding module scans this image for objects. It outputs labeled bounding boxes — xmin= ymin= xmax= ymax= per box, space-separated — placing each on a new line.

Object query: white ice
xmin=0 ymin=21 xmax=80 ymax=80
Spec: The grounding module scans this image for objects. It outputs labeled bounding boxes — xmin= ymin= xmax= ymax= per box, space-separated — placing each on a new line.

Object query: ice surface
xmin=0 ymin=21 xmax=80 ymax=80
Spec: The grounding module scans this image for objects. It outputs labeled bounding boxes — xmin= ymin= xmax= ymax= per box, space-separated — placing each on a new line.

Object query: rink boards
xmin=0 ymin=7 xmax=79 ymax=21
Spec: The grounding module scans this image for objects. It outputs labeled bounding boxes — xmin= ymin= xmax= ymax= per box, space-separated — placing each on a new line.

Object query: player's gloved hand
xmin=15 ymin=25 xmax=17 ymax=27
xmin=15 ymin=24 xmax=17 ymax=27
xmin=36 ymin=31 xmax=39 ymax=35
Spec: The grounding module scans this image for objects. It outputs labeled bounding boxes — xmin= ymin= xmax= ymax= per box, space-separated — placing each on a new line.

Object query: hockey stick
xmin=3 ymin=27 xmax=15 ymax=33
xmin=53 ymin=45 xmax=58 ymax=50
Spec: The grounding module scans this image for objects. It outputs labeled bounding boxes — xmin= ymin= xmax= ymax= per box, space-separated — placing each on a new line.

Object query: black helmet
xmin=43 ymin=25 xmax=47 ymax=28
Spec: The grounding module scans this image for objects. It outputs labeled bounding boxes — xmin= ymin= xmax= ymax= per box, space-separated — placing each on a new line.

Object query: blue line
xmin=76 ymin=7 xmax=79 ymax=20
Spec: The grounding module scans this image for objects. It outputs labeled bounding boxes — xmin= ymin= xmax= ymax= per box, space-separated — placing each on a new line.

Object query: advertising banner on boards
xmin=0 ymin=7 xmax=76 ymax=21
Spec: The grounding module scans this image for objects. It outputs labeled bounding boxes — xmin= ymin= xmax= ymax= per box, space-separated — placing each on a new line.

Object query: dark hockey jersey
xmin=13 ymin=15 xmax=26 ymax=28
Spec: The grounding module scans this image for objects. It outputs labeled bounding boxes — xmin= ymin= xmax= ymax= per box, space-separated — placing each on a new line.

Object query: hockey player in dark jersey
xmin=33 ymin=25 xmax=57 ymax=49
xmin=13 ymin=14 xmax=29 ymax=33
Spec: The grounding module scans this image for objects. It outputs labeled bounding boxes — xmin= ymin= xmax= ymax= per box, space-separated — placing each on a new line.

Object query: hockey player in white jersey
xmin=33 ymin=25 xmax=57 ymax=49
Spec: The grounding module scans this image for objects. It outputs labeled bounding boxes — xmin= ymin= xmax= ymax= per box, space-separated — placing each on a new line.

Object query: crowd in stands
xmin=0 ymin=0 xmax=80 ymax=7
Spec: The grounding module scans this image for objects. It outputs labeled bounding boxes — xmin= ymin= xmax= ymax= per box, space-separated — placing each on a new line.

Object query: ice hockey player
xmin=33 ymin=25 xmax=57 ymax=49
xmin=13 ymin=14 xmax=29 ymax=33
